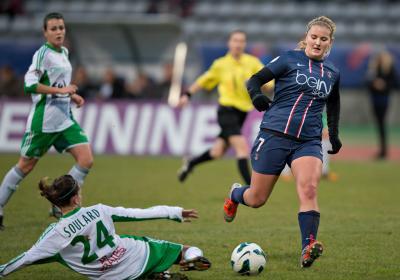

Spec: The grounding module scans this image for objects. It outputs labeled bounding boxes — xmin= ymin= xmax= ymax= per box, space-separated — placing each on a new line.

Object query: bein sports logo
xmin=295 ymin=70 xmax=332 ymax=98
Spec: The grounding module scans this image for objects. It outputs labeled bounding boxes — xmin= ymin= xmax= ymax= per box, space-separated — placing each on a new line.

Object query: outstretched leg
xmin=223 ymin=171 xmax=279 ymax=222
xmin=178 ymin=138 xmax=227 ymax=183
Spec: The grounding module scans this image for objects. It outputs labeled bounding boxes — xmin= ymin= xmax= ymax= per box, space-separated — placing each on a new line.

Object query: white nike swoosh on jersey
xmin=297 ymin=63 xmax=305 ymax=66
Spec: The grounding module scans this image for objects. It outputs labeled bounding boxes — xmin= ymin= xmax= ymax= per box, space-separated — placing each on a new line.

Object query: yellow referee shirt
xmin=196 ymin=53 xmax=270 ymax=112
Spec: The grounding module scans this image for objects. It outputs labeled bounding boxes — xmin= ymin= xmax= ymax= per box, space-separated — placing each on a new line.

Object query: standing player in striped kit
xmin=0 ymin=13 xmax=93 ymax=230
xmin=0 ymin=175 xmax=210 ymax=279
xmin=223 ymin=16 xmax=342 ymax=268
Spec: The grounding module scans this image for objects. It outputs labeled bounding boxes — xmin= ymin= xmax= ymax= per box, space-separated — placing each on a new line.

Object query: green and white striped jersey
xmin=24 ymin=43 xmax=74 ymax=133
xmin=0 ymin=204 xmax=183 ymax=279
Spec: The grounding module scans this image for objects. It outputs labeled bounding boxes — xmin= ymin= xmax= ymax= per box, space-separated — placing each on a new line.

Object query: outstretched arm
xmin=0 ymin=227 xmax=65 ymax=277
xmin=101 ymin=204 xmax=194 ymax=223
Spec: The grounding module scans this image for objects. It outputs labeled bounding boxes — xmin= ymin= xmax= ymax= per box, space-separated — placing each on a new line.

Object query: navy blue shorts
xmin=251 ymin=130 xmax=322 ymax=175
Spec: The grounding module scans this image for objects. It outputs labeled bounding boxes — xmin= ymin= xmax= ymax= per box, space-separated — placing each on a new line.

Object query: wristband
xmin=184 ymin=91 xmax=192 ymax=99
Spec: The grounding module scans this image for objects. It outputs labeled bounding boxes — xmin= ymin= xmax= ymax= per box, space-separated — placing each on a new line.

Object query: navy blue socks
xmin=298 ymin=210 xmax=320 ymax=249
xmin=231 ymin=186 xmax=250 ymax=205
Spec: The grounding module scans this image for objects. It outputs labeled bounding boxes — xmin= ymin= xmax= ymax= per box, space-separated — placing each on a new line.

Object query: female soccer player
xmin=0 ymin=12 xmax=93 ymax=229
xmin=223 ymin=16 xmax=342 ymax=268
xmin=177 ymin=30 xmax=273 ymax=185
xmin=0 ymin=175 xmax=211 ymax=279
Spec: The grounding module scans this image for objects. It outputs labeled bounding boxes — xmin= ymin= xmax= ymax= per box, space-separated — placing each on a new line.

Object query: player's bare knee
xmin=77 ymin=156 xmax=94 ymax=169
xmin=210 ymin=149 xmax=223 ymax=159
xmin=18 ymin=165 xmax=32 ymax=175
xmin=17 ymin=159 xmax=36 ymax=175
xmin=246 ymin=196 xmax=266 ymax=208
xmin=301 ymin=183 xmax=318 ymax=201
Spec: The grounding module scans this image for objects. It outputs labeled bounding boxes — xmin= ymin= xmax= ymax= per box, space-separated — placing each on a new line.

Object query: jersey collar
xmin=61 ymin=207 xmax=81 ymax=218
xmin=45 ymin=42 xmax=63 ymax=53
xmin=227 ymin=52 xmax=244 ymax=63
xmin=302 ymin=49 xmax=324 ymax=63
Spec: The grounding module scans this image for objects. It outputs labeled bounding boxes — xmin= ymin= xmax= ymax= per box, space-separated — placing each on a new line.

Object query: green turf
xmin=0 ymin=154 xmax=399 ymax=280
xmin=340 ymin=125 xmax=400 ymax=145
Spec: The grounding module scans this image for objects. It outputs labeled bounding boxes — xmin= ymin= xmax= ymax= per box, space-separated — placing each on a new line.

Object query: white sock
xmin=322 ymin=138 xmax=331 ymax=175
xmin=281 ymin=164 xmax=291 ymax=176
xmin=0 ymin=166 xmax=25 ymax=207
xmin=184 ymin=247 xmax=203 ymax=261
xmin=68 ymin=164 xmax=90 ymax=187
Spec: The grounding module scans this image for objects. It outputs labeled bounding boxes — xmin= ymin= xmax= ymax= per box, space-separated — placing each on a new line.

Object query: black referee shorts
xmin=217 ymin=105 xmax=248 ymax=141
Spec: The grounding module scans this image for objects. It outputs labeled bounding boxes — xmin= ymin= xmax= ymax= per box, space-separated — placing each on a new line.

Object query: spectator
xmin=366 ymin=50 xmax=397 ymax=160
xmin=0 ymin=0 xmax=24 ymax=21
xmin=126 ymin=71 xmax=158 ymax=100
xmin=0 ymin=65 xmax=24 ymax=99
xmin=98 ymin=68 xmax=126 ymax=99
xmin=155 ymin=62 xmax=173 ymax=101
xmin=146 ymin=0 xmax=195 ymax=18
xmin=72 ymin=66 xmax=98 ymax=100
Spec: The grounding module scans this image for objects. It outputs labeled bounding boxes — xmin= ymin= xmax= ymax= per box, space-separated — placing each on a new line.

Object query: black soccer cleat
xmin=180 ymin=256 xmax=211 ymax=271
xmin=0 ymin=215 xmax=4 ymax=231
xmin=177 ymin=158 xmax=193 ymax=183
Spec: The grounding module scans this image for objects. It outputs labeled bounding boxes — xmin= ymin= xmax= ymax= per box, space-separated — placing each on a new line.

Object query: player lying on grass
xmin=0 ymin=175 xmax=210 ymax=279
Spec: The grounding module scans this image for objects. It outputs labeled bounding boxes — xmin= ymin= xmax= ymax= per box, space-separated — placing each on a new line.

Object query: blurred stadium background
xmin=0 ymin=1 xmax=400 ymax=279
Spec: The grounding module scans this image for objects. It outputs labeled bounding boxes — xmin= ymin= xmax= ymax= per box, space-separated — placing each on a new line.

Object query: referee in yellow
xmin=177 ymin=30 xmax=273 ymax=184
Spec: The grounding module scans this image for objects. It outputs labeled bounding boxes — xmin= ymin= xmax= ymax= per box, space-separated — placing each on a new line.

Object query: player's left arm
xmin=326 ymin=74 xmax=342 ymax=154
xmin=102 ymin=204 xmax=197 ymax=223
xmin=0 ymin=228 xmax=66 ymax=277
xmin=70 ymin=92 xmax=85 ymax=108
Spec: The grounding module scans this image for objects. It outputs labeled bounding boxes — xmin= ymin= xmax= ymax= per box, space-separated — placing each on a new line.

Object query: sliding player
xmin=0 ymin=175 xmax=211 ymax=279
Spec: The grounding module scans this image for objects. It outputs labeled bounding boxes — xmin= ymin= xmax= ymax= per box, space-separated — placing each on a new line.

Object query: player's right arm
xmin=24 ymin=49 xmax=78 ymax=96
xmin=0 ymin=225 xmax=67 ymax=277
xmin=177 ymin=60 xmax=221 ymax=107
xmin=247 ymin=55 xmax=288 ymax=112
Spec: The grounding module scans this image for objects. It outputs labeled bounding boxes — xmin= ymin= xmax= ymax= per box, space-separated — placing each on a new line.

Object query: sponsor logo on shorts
xmin=99 ymin=246 xmax=127 ymax=271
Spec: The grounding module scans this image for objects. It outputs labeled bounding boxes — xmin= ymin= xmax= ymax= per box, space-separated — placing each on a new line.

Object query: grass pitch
xmin=0 ymin=154 xmax=399 ymax=280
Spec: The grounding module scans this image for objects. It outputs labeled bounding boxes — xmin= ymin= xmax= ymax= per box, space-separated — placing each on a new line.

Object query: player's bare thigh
xmin=243 ymin=170 xmax=279 ymax=208
xmin=228 ymin=135 xmax=248 ymax=158
xmin=68 ymin=144 xmax=94 ymax=169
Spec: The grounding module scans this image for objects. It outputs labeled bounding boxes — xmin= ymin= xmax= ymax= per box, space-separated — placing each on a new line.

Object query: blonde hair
xmin=297 ymin=16 xmax=336 ymax=51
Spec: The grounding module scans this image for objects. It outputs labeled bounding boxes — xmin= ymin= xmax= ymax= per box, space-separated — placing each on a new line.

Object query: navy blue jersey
xmin=261 ymin=50 xmax=340 ymax=140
